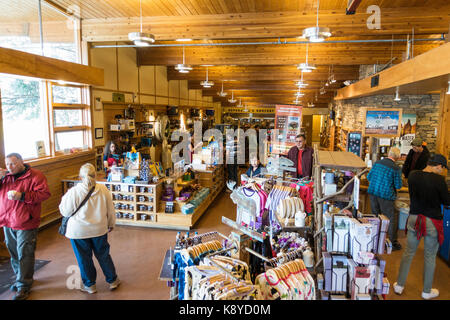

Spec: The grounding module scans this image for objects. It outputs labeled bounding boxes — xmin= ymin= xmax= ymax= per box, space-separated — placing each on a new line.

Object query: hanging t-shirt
xmin=297 ymin=149 xmax=303 ymax=176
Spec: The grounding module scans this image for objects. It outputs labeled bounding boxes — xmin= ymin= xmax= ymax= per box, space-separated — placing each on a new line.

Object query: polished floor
xmin=0 ymin=191 xmax=448 ymax=300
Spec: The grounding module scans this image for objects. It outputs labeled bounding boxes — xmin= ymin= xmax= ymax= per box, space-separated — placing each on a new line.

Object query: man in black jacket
xmin=402 ymin=137 xmax=430 ymax=178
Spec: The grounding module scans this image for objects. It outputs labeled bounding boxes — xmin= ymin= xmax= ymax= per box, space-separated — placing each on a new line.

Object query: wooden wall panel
xmin=117 ymin=47 xmax=139 ymax=93
xmin=139 ymin=65 xmax=156 ymax=95
xmin=90 ymin=47 xmax=117 ymax=90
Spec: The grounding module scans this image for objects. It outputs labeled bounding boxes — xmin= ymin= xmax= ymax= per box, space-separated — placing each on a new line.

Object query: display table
xmin=61 ymin=165 xmax=225 ymax=231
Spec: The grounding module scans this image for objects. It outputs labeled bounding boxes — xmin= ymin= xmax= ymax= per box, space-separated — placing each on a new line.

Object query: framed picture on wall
xmin=95 ymin=128 xmax=103 ymax=139
xmin=362 ymin=108 xmax=402 ymax=137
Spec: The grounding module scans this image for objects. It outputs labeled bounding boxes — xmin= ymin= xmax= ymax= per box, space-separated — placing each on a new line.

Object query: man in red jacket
xmin=0 ymin=153 xmax=51 ymax=300
xmin=286 ymin=134 xmax=314 ymax=179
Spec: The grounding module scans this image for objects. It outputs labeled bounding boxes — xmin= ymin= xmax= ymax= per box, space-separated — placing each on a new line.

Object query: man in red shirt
xmin=0 ymin=153 xmax=51 ymax=300
xmin=286 ymin=134 xmax=314 ymax=179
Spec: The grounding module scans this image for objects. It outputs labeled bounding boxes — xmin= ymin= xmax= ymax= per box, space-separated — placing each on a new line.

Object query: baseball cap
xmin=429 ymin=154 xmax=448 ymax=169
xmin=411 ymin=138 xmax=423 ymax=147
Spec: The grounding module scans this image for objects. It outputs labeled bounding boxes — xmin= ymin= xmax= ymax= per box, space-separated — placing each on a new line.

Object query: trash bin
xmin=398 ymin=207 xmax=409 ymax=230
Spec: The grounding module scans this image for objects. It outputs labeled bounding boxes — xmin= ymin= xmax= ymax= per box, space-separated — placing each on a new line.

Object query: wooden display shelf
xmin=60 ymin=164 xmax=224 ymax=230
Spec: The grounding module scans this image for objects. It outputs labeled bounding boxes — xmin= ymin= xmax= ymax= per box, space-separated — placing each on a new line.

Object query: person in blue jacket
xmin=245 ymin=154 xmax=266 ymax=178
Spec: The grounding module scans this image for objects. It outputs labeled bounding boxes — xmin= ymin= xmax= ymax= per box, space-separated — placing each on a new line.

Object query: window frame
xmin=48 ymin=82 xmax=92 ymax=156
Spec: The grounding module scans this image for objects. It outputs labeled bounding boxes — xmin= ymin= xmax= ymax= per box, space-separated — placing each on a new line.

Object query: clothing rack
xmin=266 ymin=248 xmax=304 ymax=268
xmin=204 ymin=247 xmax=241 ymax=283
xmin=221 ymin=216 xmax=266 ymax=242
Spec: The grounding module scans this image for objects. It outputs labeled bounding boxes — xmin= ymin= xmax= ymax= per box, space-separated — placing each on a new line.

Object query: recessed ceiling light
xmin=176 ymin=38 xmax=192 ymax=42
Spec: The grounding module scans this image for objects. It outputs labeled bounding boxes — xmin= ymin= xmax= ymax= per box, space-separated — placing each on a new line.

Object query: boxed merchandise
xmin=382 ymin=277 xmax=390 ymax=295
xmin=332 ymin=215 xmax=351 ymax=253
xmin=323 ymin=212 xmax=333 ymax=252
xmin=349 ymin=263 xmax=372 ymax=300
xmin=360 ymin=216 xmax=380 ymax=253
xmin=322 ymin=252 xmax=332 ymax=292
xmin=181 ymin=203 xmax=195 ymax=215
xmin=349 ymin=218 xmax=374 ymax=264
xmin=378 ymin=215 xmax=390 ymax=254
xmin=110 ymin=124 xmax=122 ymax=131
xmin=324 ymin=183 xmax=337 ymax=195
xmin=369 ymin=258 xmax=386 ymax=294
xmin=332 ymin=255 xmax=348 ymax=292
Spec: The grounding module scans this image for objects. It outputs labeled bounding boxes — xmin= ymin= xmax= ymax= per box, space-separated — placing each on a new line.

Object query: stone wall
xmin=331 ymin=94 xmax=441 ymax=152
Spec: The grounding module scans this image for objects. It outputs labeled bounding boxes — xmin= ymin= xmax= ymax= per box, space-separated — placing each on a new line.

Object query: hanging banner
xmin=271 ymin=104 xmax=303 ymax=155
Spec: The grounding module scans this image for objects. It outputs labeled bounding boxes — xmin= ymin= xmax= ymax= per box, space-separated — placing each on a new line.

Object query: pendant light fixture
xmin=297 ymin=43 xmax=316 ymax=72
xmin=128 ymin=0 xmax=155 ymax=46
xmin=295 ymin=90 xmax=305 ymax=98
xmin=295 ymin=71 xmax=309 ymax=88
xmin=200 ymin=66 xmax=214 ymax=88
xmin=394 ymin=86 xmax=401 ymax=101
xmin=217 ymin=81 xmax=227 ymax=97
xmin=237 ymin=98 xmax=243 ymax=108
xmin=302 ymin=0 xmax=331 ymax=43
xmin=228 ymin=90 xmax=237 ymax=103
xmin=174 ymin=46 xmax=193 ymax=73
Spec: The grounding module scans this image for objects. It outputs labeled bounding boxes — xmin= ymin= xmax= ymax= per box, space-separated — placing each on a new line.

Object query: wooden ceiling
xmin=1 ymin=0 xmax=449 ymax=109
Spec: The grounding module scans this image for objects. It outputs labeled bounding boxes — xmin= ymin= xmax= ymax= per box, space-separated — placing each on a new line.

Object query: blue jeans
xmin=3 ymin=227 xmax=38 ymax=291
xmin=396 ymin=215 xmax=440 ymax=293
xmin=70 ymin=233 xmax=117 ymax=287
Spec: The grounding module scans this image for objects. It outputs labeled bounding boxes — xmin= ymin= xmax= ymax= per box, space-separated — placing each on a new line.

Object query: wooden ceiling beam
xmin=136 ymin=41 xmax=440 ymax=66
xmin=190 ymin=80 xmax=342 ymax=91
xmin=81 ymin=7 xmax=450 ymax=41
xmin=168 ymin=65 xmax=360 ymax=81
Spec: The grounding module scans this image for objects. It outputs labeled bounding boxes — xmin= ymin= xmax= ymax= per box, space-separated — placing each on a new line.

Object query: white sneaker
xmin=109 ymin=278 xmax=121 ymax=291
xmin=80 ymin=284 xmax=97 ymax=294
xmin=422 ymin=288 xmax=439 ymax=300
xmin=393 ymin=282 xmax=404 ymax=295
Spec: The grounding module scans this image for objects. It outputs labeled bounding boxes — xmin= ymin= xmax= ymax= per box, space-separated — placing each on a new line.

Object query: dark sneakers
xmin=392 ymin=241 xmax=402 ymax=251
xmin=12 ymin=288 xmax=30 ymax=300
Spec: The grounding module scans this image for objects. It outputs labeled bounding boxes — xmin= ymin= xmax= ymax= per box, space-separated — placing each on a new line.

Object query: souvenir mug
xmin=295 ymin=211 xmax=306 ymax=227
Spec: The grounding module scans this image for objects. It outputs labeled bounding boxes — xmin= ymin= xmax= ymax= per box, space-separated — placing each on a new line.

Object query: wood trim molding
xmin=335 ymin=42 xmax=450 ymax=100
xmin=0 ymin=47 xmax=104 ymax=86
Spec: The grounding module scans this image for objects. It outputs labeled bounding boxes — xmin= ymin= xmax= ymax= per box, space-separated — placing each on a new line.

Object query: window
xmin=50 ymin=83 xmax=91 ymax=154
xmin=0 ymin=75 xmax=49 ymax=159
xmin=0 ymin=76 xmax=92 ymax=160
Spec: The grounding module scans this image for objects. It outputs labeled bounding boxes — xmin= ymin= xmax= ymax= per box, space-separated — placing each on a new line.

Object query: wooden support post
xmin=436 ymin=87 xmax=450 ymax=174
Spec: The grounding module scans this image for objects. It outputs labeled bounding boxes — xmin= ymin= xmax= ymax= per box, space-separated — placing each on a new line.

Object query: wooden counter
xmin=61 ymin=165 xmax=225 ymax=231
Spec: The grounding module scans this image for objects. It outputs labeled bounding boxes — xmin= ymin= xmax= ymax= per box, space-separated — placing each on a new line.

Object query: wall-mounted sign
xmin=393 ymin=113 xmax=417 ymax=159
xmin=362 ymin=108 xmax=402 ymax=137
xmin=347 ymin=131 xmax=362 ymax=157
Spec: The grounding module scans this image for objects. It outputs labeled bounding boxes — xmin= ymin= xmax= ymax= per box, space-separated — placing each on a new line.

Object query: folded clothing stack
xmin=181 ymin=188 xmax=210 ymax=214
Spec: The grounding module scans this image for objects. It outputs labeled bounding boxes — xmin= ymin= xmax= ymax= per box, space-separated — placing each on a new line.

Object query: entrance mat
xmin=0 ymin=256 xmax=50 ymax=295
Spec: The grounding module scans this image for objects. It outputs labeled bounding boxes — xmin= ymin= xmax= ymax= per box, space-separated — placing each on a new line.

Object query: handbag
xmin=58 ymin=186 xmax=95 ymax=236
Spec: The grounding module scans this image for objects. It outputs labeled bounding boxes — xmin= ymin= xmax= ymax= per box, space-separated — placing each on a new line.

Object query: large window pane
xmin=55 ymin=131 xmax=84 ymax=151
xmin=0 ymin=1 xmax=78 ymax=63
xmin=52 ymin=85 xmax=82 ymax=104
xmin=0 ymin=75 xmax=48 ymax=159
xmin=54 ymin=109 xmax=83 ymax=127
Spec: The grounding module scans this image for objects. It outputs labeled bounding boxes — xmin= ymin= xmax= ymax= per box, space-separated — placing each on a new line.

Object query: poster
xmin=347 ymin=132 xmax=362 ymax=157
xmin=362 ymin=108 xmax=402 ymax=137
xmin=272 ymin=104 xmax=303 ymax=155
xmin=393 ymin=113 xmax=416 ymax=159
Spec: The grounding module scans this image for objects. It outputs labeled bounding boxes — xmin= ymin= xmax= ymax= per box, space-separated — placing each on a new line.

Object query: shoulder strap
xmin=69 ymin=186 xmax=96 ymax=217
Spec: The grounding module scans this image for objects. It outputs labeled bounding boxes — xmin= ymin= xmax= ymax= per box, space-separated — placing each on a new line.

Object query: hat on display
xmin=411 ymin=137 xmax=423 ymax=147
xmin=429 ymin=154 xmax=448 ymax=169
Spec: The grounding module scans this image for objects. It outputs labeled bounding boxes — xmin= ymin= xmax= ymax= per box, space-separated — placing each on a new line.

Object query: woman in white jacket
xmin=59 ymin=163 xmax=120 ymax=294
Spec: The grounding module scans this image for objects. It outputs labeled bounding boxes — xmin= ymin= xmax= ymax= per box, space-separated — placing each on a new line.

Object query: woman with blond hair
xmin=59 ymin=163 xmax=120 ymax=294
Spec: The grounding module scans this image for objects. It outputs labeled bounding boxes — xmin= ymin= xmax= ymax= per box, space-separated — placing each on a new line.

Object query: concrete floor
xmin=0 ymin=191 xmax=448 ymax=300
